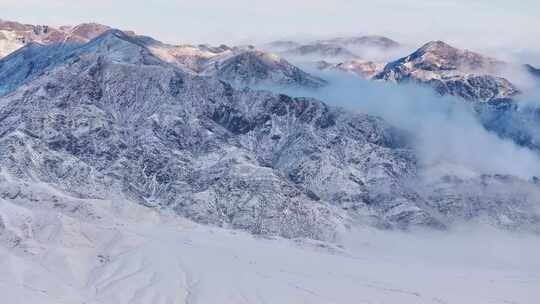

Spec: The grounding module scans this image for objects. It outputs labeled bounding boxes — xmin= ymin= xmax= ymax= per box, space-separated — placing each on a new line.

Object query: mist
xmin=260 ymin=70 xmax=540 ymax=180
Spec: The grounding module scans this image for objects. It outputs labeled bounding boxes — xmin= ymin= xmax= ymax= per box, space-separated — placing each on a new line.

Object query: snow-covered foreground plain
xmin=1 ymin=192 xmax=538 ymax=304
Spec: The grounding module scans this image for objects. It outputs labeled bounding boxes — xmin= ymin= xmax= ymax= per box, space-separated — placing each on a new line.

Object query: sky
xmin=1 ymin=0 xmax=540 ymax=54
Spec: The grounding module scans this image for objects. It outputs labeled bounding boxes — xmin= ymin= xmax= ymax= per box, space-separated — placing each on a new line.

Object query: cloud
xmin=264 ymin=70 xmax=540 ymax=179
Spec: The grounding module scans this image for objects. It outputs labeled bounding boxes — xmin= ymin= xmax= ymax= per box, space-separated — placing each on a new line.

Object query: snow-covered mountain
xmin=263 ymin=40 xmax=301 ymax=51
xmin=204 ymin=48 xmax=327 ymax=87
xmin=0 ymin=30 xmax=418 ymax=241
xmin=0 ymin=19 xmax=129 ymax=58
xmin=0 ymin=22 xmax=326 ymax=91
xmin=374 ymin=41 xmax=519 ymax=102
xmin=1 ymin=29 xmax=539 ymax=241
xmin=1 ymin=20 xmax=540 ymax=303
xmin=109 ymin=33 xmax=326 ymax=88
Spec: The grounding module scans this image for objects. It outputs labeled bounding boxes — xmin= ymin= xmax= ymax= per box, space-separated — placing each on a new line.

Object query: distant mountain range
xmin=319 ymin=35 xmax=400 ymax=50
xmin=317 ymin=59 xmax=385 ymax=79
xmin=266 ymin=35 xmax=401 ymax=61
xmin=0 ymin=20 xmax=325 ymax=89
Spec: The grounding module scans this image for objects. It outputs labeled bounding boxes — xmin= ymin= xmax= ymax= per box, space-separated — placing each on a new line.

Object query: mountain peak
xmin=78 ymin=28 xmax=133 ymax=51
xmin=208 ymin=47 xmax=327 ymax=87
xmin=66 ymin=22 xmax=112 ymax=41
xmin=419 ymin=40 xmax=455 ymax=52
xmin=402 ymin=40 xmax=505 ymax=73
xmin=375 ymin=40 xmax=515 ymax=102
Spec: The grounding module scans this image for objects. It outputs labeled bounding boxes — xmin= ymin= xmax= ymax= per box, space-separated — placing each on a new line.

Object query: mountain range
xmin=0 ymin=21 xmax=539 ymax=241
xmin=1 ymin=18 xmax=540 ymax=304
xmin=316 ymin=40 xmax=539 ymax=104
xmin=0 ymin=20 xmax=325 ymax=90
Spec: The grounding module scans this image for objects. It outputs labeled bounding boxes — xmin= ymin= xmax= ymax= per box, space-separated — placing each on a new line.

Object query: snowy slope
xmin=1 ymin=178 xmax=539 ymax=304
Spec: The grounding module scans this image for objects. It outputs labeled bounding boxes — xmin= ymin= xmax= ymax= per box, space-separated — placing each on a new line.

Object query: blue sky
xmin=2 ymin=0 xmax=539 ymax=53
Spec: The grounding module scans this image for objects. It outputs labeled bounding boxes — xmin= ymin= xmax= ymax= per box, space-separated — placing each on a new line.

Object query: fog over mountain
xmin=0 ymin=2 xmax=539 ymax=302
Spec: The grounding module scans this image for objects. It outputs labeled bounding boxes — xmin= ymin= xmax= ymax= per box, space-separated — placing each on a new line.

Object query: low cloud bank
xmin=262 ymin=70 xmax=540 ymax=179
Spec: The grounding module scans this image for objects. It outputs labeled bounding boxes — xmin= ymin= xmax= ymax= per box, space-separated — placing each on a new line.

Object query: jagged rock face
xmin=375 ymin=41 xmax=518 ymax=102
xmin=317 ymin=59 xmax=385 ymax=79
